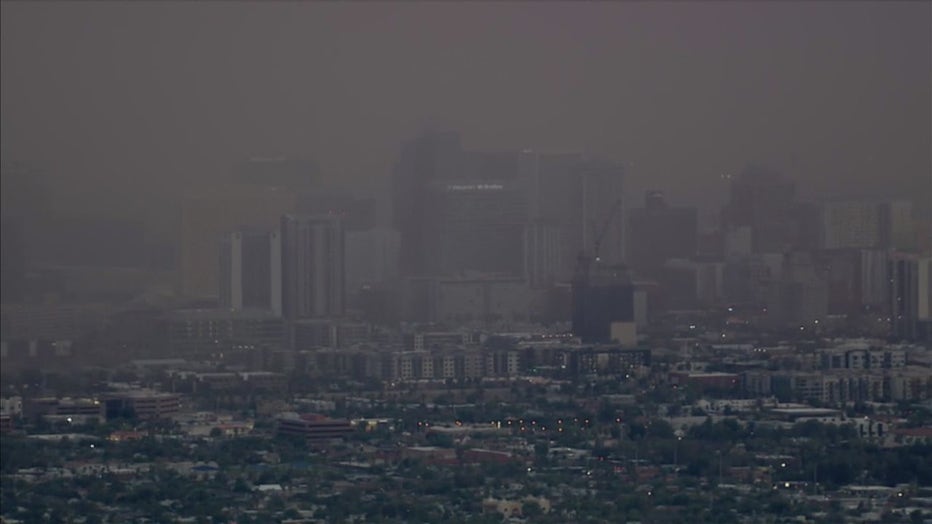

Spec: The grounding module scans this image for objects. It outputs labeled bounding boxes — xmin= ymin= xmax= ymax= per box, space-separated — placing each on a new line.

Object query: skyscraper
xmin=520 ymin=151 xmax=626 ymax=284
xmin=889 ymin=252 xmax=919 ymax=340
xmin=179 ymin=186 xmax=297 ymax=299
xmin=392 ymin=131 xmax=464 ymax=277
xmin=521 ymin=151 xmax=584 ymax=285
xmin=344 ymin=227 xmax=400 ymax=295
xmin=427 ymin=180 xmax=528 ymax=276
xmin=879 ymin=200 xmax=915 ymax=250
xmin=626 ymin=190 xmax=698 ymax=277
xmin=393 ymin=132 xmax=625 ymax=285
xmin=280 ymin=215 xmax=345 ymax=320
xmin=722 ymin=166 xmax=798 ymax=254
xmin=820 ymin=200 xmax=881 ymax=250
xmin=219 ymin=229 xmax=282 ymax=315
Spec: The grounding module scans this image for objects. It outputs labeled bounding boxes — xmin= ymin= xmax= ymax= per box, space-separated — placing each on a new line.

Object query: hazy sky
xmin=2 ymin=1 xmax=930 ymax=222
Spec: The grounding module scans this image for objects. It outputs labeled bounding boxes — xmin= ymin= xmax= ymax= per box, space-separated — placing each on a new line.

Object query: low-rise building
xmin=276 ymin=413 xmax=354 ymax=442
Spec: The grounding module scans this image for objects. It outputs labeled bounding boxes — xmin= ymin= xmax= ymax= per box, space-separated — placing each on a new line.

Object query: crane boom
xmin=592 ymin=198 xmax=622 ymax=262
xmin=572 ymin=198 xmax=623 ymax=339
xmin=575 ymin=198 xmax=622 ymax=284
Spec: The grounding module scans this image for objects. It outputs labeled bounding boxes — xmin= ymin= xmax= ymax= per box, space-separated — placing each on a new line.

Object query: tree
xmin=522 ymin=500 xmax=543 ymax=518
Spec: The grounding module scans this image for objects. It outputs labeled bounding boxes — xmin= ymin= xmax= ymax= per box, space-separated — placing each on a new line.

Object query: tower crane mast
xmin=574 ymin=198 xmax=623 ymax=287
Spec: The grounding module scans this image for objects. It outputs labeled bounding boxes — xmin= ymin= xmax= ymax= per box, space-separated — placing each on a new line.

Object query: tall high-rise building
xmin=821 ymin=200 xmax=881 ymax=250
xmin=858 ymin=249 xmax=889 ymax=309
xmin=392 ymin=131 xmax=464 ymax=277
xmin=722 ymin=166 xmax=798 ymax=254
xmin=280 ymin=215 xmax=345 ymax=320
xmin=524 ymin=222 xmax=565 ymax=287
xmin=520 ymin=151 xmax=626 ymax=284
xmin=918 ymin=257 xmax=932 ymax=321
xmin=520 ymin=151 xmax=584 ymax=285
xmin=819 ymin=199 xmax=916 ymax=251
xmin=879 ymin=200 xmax=915 ymax=250
xmin=889 ymin=253 xmax=920 ymax=340
xmin=918 ymin=257 xmax=932 ymax=341
xmin=297 ymin=192 xmax=377 ymax=231
xmin=393 ymin=132 xmax=625 ymax=285
xmin=393 ymin=131 xmax=531 ymax=277
xmin=344 ymin=227 xmax=400 ymax=295
xmin=179 ymin=186 xmax=297 ymax=299
xmin=626 ymin=190 xmax=698 ymax=276
xmin=219 ymin=229 xmax=282 ymax=315
xmin=426 ymin=180 xmax=528 ymax=276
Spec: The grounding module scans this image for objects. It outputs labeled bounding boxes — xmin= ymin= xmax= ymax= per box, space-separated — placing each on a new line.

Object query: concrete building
xmin=25 ymin=397 xmax=105 ymax=423
xmin=179 ymin=186 xmax=297 ymax=299
xmin=879 ymin=200 xmax=915 ymax=250
xmin=889 ymin=253 xmax=921 ymax=340
xmin=102 ymin=390 xmax=181 ymax=420
xmin=293 ymin=318 xmax=371 ymax=350
xmin=219 ymin=229 xmax=282 ymax=315
xmin=296 ymin=191 xmax=377 ymax=232
xmin=276 ymin=413 xmax=354 ymax=442
xmin=426 ymin=180 xmax=528 ymax=277
xmin=392 ymin=131 xmax=477 ymax=277
xmin=167 ymin=308 xmax=285 ymax=355
xmin=435 ymin=274 xmax=534 ymax=325
xmin=626 ymin=190 xmax=698 ymax=276
xmin=821 ymin=200 xmax=881 ymax=249
xmin=519 ymin=151 xmax=627 ymax=283
xmin=520 ymin=151 xmax=585 ymax=285
xmin=392 ymin=133 xmax=625 ymax=281
xmin=859 ymin=249 xmax=890 ymax=310
xmin=572 ymin=265 xmax=635 ymax=344
xmin=721 ymin=166 xmax=798 ymax=254
xmin=281 ymin=215 xmax=345 ymax=320
xmin=344 ymin=227 xmax=400 ymax=297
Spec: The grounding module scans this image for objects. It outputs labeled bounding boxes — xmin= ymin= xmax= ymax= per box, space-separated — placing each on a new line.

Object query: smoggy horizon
xmin=2 ymin=1 xmax=930 ymax=227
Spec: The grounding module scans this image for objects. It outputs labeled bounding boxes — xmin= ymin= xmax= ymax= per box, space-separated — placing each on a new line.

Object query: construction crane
xmin=574 ymin=198 xmax=623 ymax=288
xmin=572 ymin=198 xmax=623 ymax=340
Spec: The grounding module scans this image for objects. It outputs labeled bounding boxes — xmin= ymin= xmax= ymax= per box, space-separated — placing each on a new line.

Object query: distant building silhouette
xmin=626 ymin=190 xmax=698 ymax=276
xmin=572 ymin=264 xmax=635 ymax=344
xmin=179 ymin=186 xmax=297 ymax=299
xmin=280 ymin=214 xmax=345 ymax=320
xmin=392 ymin=131 xmax=464 ymax=277
xmin=392 ymin=132 xmax=626 ymax=285
xmin=722 ymin=165 xmax=798 ymax=254
xmin=344 ymin=227 xmax=400 ymax=297
xmin=889 ymin=252 xmax=922 ymax=340
xmin=219 ymin=229 xmax=282 ymax=316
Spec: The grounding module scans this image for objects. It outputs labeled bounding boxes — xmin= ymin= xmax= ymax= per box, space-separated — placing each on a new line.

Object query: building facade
xmin=281 ymin=215 xmax=345 ymax=320
xmin=219 ymin=229 xmax=282 ymax=315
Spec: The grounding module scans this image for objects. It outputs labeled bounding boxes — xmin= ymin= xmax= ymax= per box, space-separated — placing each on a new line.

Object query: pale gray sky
xmin=2 ymin=1 xmax=930 ymax=222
